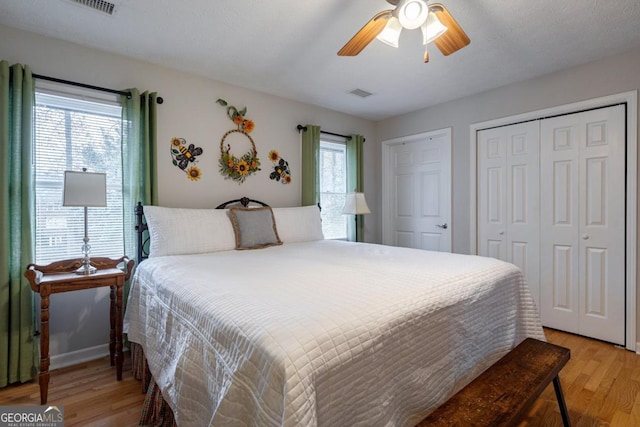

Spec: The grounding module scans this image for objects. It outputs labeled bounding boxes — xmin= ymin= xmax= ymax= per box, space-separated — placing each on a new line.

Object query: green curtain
xmin=301 ymin=125 xmax=321 ymax=206
xmin=347 ymin=134 xmax=365 ymax=242
xmin=0 ymin=61 xmax=38 ymax=387
xmin=121 ymin=89 xmax=158 ymax=293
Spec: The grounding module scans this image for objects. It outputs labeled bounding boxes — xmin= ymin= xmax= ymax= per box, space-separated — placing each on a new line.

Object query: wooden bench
xmin=416 ymin=338 xmax=571 ymax=427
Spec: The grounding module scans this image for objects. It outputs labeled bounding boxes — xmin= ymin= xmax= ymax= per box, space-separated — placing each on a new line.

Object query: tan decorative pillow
xmin=228 ymin=206 xmax=283 ymax=250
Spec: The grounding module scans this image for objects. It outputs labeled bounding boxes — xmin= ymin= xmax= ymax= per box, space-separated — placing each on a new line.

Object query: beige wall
xmin=0 ymin=24 xmax=378 ymax=359
xmin=376 ymin=46 xmax=640 ymax=346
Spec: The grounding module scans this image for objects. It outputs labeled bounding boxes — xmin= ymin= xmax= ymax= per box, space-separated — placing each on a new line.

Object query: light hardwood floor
xmin=0 ymin=329 xmax=639 ymax=426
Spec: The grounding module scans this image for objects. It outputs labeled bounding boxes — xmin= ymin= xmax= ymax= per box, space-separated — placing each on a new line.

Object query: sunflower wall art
xmin=216 ymin=98 xmax=260 ymax=184
xmin=170 ymin=137 xmax=204 ymax=181
xmin=268 ymin=150 xmax=292 ymax=184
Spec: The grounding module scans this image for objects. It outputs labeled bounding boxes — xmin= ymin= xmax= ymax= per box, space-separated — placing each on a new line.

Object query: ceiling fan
xmin=338 ymin=0 xmax=470 ymax=62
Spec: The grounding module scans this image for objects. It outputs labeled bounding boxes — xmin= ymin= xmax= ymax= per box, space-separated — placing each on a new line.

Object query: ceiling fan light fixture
xmin=376 ymin=16 xmax=403 ymax=48
xmin=397 ymin=0 xmax=429 ymax=30
xmin=337 ymin=2 xmax=469 ymax=61
xmin=421 ymin=11 xmax=448 ymax=45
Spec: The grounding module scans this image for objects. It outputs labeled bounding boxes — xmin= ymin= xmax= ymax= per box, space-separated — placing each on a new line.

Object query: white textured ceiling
xmin=1 ymin=0 xmax=640 ymax=120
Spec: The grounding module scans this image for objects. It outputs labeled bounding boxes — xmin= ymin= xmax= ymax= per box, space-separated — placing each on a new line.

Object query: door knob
xmin=582 ymin=234 xmax=589 ymax=240
xmin=436 ymin=223 xmax=448 ymax=229
xmin=499 ymin=230 xmax=505 ymax=235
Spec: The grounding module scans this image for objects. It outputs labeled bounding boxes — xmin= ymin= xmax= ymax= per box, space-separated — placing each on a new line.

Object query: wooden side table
xmin=24 ymin=256 xmax=134 ymax=404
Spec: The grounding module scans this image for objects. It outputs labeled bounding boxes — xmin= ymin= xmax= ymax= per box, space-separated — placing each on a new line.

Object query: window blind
xmin=34 ymin=92 xmax=124 ymax=264
xmin=319 ymin=140 xmax=348 ymax=240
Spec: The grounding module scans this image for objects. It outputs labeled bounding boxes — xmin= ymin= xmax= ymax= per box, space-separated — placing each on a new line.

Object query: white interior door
xmin=383 ymin=129 xmax=451 ymax=252
xmin=540 ymin=105 xmax=626 ymax=345
xmin=477 ymin=121 xmax=541 ymax=305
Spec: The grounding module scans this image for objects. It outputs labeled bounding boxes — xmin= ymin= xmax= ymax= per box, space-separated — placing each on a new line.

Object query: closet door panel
xmin=541 ymin=105 xmax=625 ymax=344
xmin=551 ymin=245 xmax=574 ymax=311
xmin=506 ymin=123 xmax=540 ymax=305
xmin=478 ymin=129 xmax=507 ymax=261
xmin=478 ymin=122 xmax=540 ymax=304
xmin=578 ymin=105 xmax=625 ymax=344
xmin=541 ymin=119 xmax=581 ymax=334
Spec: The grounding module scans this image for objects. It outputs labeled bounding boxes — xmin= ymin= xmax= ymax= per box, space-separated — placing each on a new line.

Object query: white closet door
xmin=478 ymin=121 xmax=540 ymax=305
xmin=478 ymin=127 xmax=507 ymax=261
xmin=540 ymin=105 xmax=625 ymax=345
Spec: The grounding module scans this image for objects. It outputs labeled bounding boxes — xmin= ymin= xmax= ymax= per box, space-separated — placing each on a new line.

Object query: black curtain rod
xmin=33 ymin=73 xmax=164 ymax=104
xmin=296 ymin=124 xmax=354 ymax=141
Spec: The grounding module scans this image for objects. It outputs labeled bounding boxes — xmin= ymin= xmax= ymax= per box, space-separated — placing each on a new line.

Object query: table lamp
xmin=342 ymin=192 xmax=371 ymax=242
xmin=63 ymin=169 xmax=107 ymax=275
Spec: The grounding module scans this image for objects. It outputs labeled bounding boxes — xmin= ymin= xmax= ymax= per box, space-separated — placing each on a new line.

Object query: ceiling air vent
xmin=349 ymin=89 xmax=373 ymax=98
xmin=70 ymin=0 xmax=115 ymax=15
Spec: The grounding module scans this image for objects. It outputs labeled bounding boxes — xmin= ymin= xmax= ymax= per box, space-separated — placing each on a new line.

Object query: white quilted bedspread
xmin=124 ymin=240 xmax=544 ymax=427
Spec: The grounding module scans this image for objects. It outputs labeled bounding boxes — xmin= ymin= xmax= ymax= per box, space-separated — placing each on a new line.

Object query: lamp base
xmin=77 ymin=224 xmax=96 ymax=275
xmin=75 ymin=264 xmax=97 ymax=275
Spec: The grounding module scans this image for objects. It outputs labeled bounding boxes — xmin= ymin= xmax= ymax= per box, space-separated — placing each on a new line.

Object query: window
xmin=34 ymin=89 xmax=124 ymax=264
xmin=319 ymin=139 xmax=348 ymax=239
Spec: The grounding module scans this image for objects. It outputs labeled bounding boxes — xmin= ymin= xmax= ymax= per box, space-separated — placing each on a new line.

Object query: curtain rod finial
xmin=296 ymin=124 xmax=307 ymax=133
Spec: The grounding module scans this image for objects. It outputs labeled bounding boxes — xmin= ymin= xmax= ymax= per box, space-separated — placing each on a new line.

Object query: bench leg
xmin=553 ymin=376 xmax=571 ymax=427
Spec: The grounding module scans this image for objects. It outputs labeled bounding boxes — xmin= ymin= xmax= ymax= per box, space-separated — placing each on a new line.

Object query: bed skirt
xmin=131 ymin=342 xmax=177 ymax=427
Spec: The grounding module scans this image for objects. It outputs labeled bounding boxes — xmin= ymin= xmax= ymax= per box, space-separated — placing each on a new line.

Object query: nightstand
xmin=24 ymin=256 xmax=134 ymax=404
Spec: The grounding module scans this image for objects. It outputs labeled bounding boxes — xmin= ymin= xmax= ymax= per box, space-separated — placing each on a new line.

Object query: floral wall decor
xmin=216 ymin=98 xmax=260 ymax=183
xmin=170 ymin=137 xmax=203 ymax=181
xmin=268 ymin=150 xmax=291 ymax=184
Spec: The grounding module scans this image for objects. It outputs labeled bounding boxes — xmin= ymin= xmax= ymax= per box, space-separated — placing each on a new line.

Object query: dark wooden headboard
xmin=215 ymin=197 xmax=269 ymax=209
xmin=135 ymin=197 xmax=269 ymax=264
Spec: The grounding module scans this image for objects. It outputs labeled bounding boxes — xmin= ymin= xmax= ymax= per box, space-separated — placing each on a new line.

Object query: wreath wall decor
xmin=216 ymin=98 xmax=260 ymax=183
xmin=170 ymin=137 xmax=204 ymax=181
xmin=268 ymin=150 xmax=292 ymax=184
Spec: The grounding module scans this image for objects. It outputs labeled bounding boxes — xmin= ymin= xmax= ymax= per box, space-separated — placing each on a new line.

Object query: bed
xmin=124 ymin=198 xmax=544 ymax=426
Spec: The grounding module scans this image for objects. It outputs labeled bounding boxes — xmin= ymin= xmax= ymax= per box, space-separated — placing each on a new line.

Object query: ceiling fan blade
xmin=431 ymin=3 xmax=470 ymax=56
xmin=338 ymin=10 xmax=393 ymax=56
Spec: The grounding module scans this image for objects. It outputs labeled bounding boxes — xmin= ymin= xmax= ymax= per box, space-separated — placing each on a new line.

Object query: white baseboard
xmin=637 ymin=342 xmax=640 ymax=355
xmin=50 ymin=344 xmax=130 ymax=370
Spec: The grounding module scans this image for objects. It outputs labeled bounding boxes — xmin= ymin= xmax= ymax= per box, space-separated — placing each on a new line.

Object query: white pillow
xmin=271 ymin=205 xmax=324 ymax=243
xmin=144 ymin=206 xmax=236 ymax=257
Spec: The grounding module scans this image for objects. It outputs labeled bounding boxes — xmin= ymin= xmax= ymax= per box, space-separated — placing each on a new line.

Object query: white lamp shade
xmin=421 ymin=11 xmax=448 ymax=45
xmin=377 ymin=16 xmax=403 ymax=48
xmin=343 ymin=192 xmax=371 ymax=215
xmin=63 ymin=170 xmax=107 ymax=207
xmin=398 ymin=0 xmax=429 ymax=30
